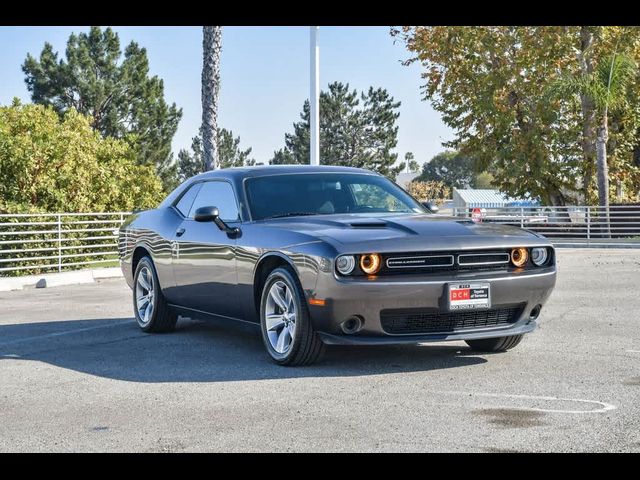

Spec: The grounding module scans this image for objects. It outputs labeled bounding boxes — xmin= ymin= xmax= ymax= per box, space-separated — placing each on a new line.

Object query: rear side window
xmin=174 ymin=183 xmax=202 ymax=217
xmin=188 ymin=181 xmax=239 ymax=221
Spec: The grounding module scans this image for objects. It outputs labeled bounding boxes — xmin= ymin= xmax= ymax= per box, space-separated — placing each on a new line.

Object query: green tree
xmin=202 ymin=26 xmax=223 ymax=170
xmin=176 ymin=128 xmax=255 ymax=183
xmin=270 ymin=148 xmax=295 ymax=165
xmin=552 ymin=52 xmax=638 ymax=235
xmin=475 ymin=171 xmax=495 ymax=189
xmin=393 ymin=26 xmax=587 ymax=205
xmin=394 ymin=26 xmax=640 ymax=205
xmin=22 ymin=26 xmax=182 ymax=188
xmin=271 ymin=82 xmax=404 ymax=179
xmin=572 ymin=26 xmax=640 ymax=204
xmin=0 ymin=101 xmax=164 ymax=213
xmin=402 ymin=152 xmax=419 ymax=173
xmin=418 ymin=151 xmax=479 ymax=188
xmin=552 ymin=53 xmax=638 ymax=201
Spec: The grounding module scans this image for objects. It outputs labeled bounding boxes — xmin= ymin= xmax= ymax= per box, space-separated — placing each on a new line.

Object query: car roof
xmin=191 ymin=164 xmax=377 ymax=180
xmin=158 ymin=164 xmax=380 ymax=210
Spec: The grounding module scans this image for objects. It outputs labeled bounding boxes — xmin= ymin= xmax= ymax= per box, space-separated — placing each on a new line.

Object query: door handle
xmin=176 ymin=227 xmax=185 ymax=237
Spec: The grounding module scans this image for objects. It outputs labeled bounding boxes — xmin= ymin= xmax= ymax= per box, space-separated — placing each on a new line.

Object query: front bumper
xmin=307 ymin=267 xmax=556 ymax=345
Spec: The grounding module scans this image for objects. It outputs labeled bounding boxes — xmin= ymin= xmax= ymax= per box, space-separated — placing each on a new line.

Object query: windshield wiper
xmin=263 ymin=212 xmax=318 ymax=220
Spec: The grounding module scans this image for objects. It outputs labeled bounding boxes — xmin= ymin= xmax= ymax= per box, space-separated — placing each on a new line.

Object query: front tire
xmin=133 ymin=256 xmax=177 ymax=333
xmin=259 ymin=266 xmax=325 ymax=366
xmin=465 ymin=334 xmax=523 ymax=352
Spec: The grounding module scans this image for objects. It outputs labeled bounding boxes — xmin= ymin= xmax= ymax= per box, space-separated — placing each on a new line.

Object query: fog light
xmin=341 ymin=316 xmax=364 ymax=334
xmin=360 ymin=253 xmax=381 ymax=275
xmin=510 ymin=248 xmax=529 ymax=268
xmin=531 ymin=247 xmax=549 ymax=266
xmin=529 ymin=304 xmax=542 ymax=319
xmin=336 ymin=255 xmax=356 ymax=275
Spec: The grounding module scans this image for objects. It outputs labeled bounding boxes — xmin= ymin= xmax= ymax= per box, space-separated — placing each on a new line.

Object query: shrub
xmin=0 ymin=101 xmax=164 ymax=214
xmin=407 ymin=180 xmax=451 ymax=205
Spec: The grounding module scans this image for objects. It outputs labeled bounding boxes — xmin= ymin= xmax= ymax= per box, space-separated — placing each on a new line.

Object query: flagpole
xmin=310 ymin=26 xmax=320 ymax=165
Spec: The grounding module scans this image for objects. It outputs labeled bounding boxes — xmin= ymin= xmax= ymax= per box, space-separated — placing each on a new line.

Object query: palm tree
xmin=404 ymin=152 xmax=415 ymax=173
xmin=202 ymin=26 xmax=222 ymax=171
xmin=552 ymin=52 xmax=637 ymax=236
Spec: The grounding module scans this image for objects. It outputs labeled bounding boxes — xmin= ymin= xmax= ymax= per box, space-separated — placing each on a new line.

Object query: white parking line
xmin=0 ymin=320 xmax=132 ymax=347
xmin=626 ymin=349 xmax=640 ymax=354
xmin=436 ymin=390 xmax=616 ymax=414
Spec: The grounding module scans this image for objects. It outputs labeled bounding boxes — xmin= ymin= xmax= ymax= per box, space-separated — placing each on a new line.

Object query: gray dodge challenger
xmin=119 ymin=165 xmax=557 ymax=365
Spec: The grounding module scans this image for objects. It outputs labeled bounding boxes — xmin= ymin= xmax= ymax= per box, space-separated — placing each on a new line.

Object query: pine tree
xmin=177 ymin=129 xmax=254 ymax=182
xmin=271 ymin=82 xmax=404 ymax=179
xmin=22 ymin=26 xmax=182 ymax=186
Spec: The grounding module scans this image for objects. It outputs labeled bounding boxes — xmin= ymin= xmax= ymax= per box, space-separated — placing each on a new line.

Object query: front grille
xmin=457 ymin=252 xmax=510 ymax=266
xmin=380 ymin=305 xmax=524 ymax=335
xmin=380 ymin=249 xmax=513 ymax=275
xmin=386 ymin=254 xmax=454 ymax=269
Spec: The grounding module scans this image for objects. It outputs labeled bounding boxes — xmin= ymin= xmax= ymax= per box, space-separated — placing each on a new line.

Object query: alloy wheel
xmin=264 ymin=280 xmax=297 ymax=354
xmin=136 ymin=266 xmax=155 ymax=325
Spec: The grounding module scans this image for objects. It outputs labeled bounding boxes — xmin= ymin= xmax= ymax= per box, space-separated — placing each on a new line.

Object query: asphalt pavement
xmin=0 ymin=248 xmax=638 ymax=452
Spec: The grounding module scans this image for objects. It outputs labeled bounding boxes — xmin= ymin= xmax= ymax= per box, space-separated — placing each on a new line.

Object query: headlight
xmin=359 ymin=253 xmax=381 ymax=275
xmin=336 ymin=255 xmax=356 ymax=275
xmin=531 ymin=247 xmax=549 ymax=266
xmin=510 ymin=247 xmax=529 ymax=268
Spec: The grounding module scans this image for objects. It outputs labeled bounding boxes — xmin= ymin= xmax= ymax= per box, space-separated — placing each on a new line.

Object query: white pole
xmin=310 ymin=26 xmax=320 ymax=165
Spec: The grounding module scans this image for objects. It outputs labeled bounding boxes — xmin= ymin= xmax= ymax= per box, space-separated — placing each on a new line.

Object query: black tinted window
xmin=246 ymin=173 xmax=425 ymax=220
xmin=174 ymin=183 xmax=202 ymax=217
xmin=188 ymin=181 xmax=239 ymax=221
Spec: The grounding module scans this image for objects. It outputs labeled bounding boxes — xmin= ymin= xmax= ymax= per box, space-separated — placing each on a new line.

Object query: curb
xmin=0 ymin=267 xmax=123 ymax=292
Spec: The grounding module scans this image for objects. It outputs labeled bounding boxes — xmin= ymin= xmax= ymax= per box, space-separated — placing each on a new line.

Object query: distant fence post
xmin=57 ymin=214 xmax=62 ymax=273
xmin=586 ymin=208 xmax=591 ymax=247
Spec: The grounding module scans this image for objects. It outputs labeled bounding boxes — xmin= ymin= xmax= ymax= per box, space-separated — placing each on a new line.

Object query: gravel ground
xmin=0 ymin=248 xmax=638 ymax=452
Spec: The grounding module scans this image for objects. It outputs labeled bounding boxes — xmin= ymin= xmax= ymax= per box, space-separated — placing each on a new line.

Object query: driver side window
xmin=187 ymin=181 xmax=240 ymax=221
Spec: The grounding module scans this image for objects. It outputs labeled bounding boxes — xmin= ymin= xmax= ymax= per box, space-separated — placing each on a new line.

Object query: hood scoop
xmin=349 ymin=221 xmax=388 ymax=228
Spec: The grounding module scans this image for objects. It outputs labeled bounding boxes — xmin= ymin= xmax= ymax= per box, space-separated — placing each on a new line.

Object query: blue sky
xmin=0 ymin=26 xmax=453 ymax=165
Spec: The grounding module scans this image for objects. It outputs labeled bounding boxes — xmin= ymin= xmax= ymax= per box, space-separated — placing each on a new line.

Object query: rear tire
xmin=259 ymin=266 xmax=325 ymax=366
xmin=133 ymin=256 xmax=177 ymax=333
xmin=465 ymin=334 xmax=523 ymax=352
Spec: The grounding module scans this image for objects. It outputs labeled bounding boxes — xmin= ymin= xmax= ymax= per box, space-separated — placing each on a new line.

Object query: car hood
xmin=262 ymin=213 xmax=549 ymax=253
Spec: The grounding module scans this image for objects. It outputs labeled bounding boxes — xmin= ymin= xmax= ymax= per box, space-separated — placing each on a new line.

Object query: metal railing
xmin=451 ymin=205 xmax=640 ymax=247
xmin=0 ymin=212 xmax=130 ymax=276
xmin=2 ymin=205 xmax=639 ymax=277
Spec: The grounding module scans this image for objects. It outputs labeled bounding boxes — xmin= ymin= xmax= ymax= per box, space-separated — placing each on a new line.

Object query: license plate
xmin=447 ymin=283 xmax=491 ymax=310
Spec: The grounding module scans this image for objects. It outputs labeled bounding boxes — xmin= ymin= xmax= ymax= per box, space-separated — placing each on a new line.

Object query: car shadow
xmin=0 ymin=316 xmax=487 ymax=383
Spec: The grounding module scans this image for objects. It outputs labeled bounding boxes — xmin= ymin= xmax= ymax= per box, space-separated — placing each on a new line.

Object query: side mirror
xmin=422 ymin=201 xmax=439 ymax=214
xmin=194 ymin=205 xmax=240 ymax=237
xmin=194 ymin=206 xmax=220 ymax=223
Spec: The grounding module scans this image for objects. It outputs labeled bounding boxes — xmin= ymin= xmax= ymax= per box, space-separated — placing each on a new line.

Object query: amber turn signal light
xmin=510 ymin=247 xmax=529 ymax=268
xmin=360 ymin=253 xmax=381 ymax=275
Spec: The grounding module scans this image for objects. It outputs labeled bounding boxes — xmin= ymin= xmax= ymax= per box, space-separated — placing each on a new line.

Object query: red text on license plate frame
xmin=447 ymin=283 xmax=491 ymax=310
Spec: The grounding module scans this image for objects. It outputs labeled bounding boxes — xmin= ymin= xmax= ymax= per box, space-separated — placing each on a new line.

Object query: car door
xmin=171 ymin=179 xmax=241 ymax=319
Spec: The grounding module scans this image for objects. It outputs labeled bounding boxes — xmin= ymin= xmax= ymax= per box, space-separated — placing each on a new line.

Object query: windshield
xmin=245 ymin=173 xmax=426 ymax=220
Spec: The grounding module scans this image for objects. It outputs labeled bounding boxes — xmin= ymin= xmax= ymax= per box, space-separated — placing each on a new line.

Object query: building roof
xmin=453 ymin=188 xmax=538 ymax=208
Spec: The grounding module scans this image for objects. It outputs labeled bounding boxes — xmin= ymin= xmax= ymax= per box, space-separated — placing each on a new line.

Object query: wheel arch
xmin=132 ymin=244 xmax=152 ymax=276
xmin=252 ymin=252 xmax=300 ymax=318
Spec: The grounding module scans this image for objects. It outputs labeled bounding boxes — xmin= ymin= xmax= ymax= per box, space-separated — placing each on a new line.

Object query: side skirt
xmin=168 ymin=303 xmax=261 ymax=330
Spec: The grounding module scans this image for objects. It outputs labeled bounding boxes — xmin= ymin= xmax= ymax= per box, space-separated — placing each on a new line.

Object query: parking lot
xmin=1 ymin=249 xmax=639 ymax=452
